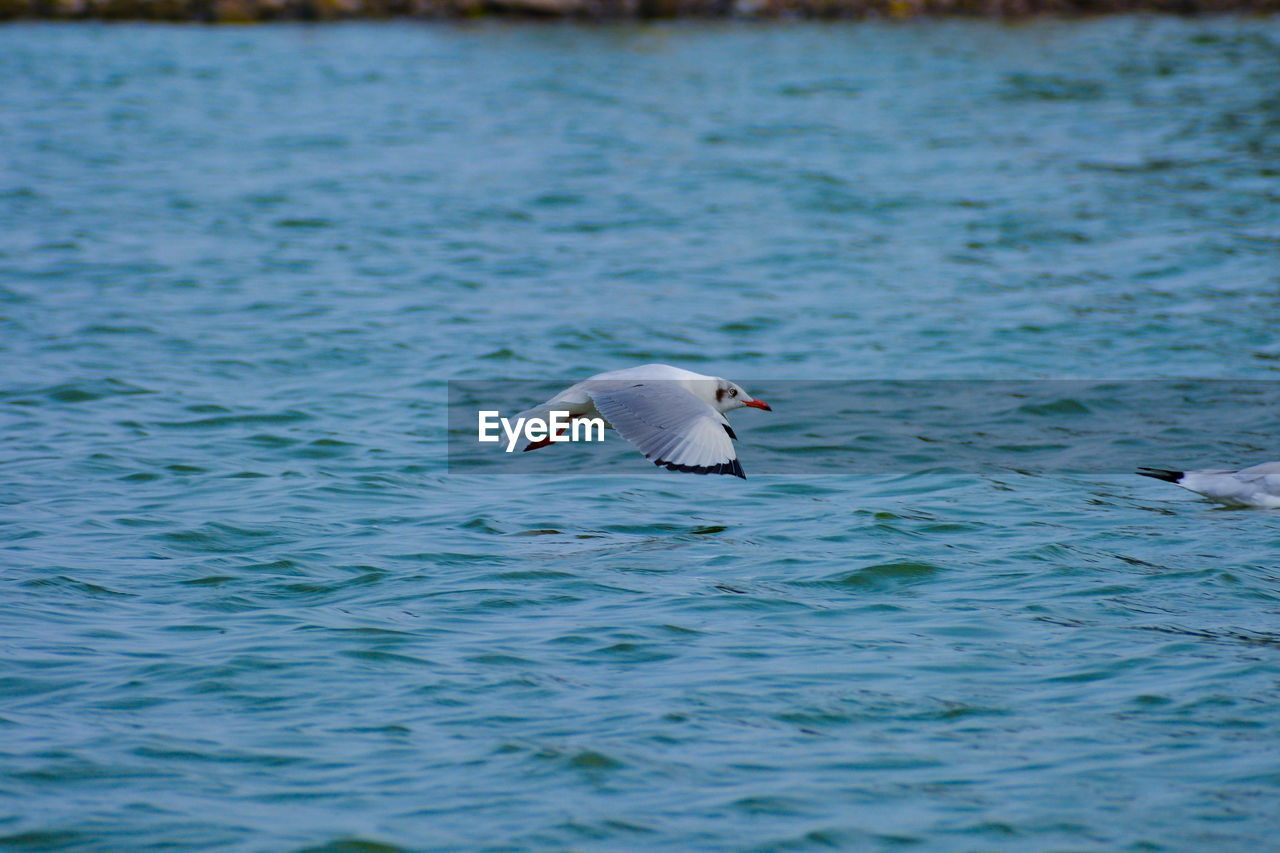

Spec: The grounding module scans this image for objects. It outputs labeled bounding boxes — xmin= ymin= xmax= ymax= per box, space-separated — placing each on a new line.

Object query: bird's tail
xmin=1136 ymin=467 xmax=1184 ymax=483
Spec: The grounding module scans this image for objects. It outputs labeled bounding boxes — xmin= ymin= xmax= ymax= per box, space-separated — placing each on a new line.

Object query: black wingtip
xmin=1137 ymin=467 xmax=1184 ymax=483
xmin=653 ymin=457 xmax=746 ymax=479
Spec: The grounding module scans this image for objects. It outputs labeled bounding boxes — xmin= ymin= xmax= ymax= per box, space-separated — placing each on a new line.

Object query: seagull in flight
xmin=516 ymin=364 xmax=772 ymax=478
xmin=1137 ymin=462 xmax=1280 ymax=508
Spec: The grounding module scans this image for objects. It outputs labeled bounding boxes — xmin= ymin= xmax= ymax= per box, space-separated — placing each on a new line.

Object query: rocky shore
xmin=0 ymin=0 xmax=1273 ymax=21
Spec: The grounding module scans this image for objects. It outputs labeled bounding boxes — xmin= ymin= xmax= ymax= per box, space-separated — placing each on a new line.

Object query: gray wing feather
xmin=1181 ymin=463 xmax=1280 ymax=506
xmin=585 ymin=381 xmax=744 ymax=478
xmin=1235 ymin=461 xmax=1280 ymax=481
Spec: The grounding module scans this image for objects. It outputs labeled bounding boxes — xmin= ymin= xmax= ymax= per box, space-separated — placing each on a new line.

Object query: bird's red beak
xmin=744 ymin=399 xmax=772 ymax=411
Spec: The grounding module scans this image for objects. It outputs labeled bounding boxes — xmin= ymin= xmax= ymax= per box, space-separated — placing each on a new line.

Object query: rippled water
xmin=3 ymin=17 xmax=1280 ymax=851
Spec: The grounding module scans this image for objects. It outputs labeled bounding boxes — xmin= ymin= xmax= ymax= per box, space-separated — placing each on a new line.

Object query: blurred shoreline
xmin=2 ymin=0 xmax=1277 ymax=21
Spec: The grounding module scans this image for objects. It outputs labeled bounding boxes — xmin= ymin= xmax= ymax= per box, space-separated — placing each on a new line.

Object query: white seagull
xmin=1137 ymin=462 xmax=1280 ymax=508
xmin=516 ymin=364 xmax=771 ymax=478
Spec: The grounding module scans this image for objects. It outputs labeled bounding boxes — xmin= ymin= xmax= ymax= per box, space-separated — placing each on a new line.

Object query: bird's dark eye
xmin=729 ymin=388 xmax=738 ymax=397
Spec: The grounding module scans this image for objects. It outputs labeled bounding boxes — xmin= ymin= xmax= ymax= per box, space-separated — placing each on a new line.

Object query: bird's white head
xmin=711 ymin=378 xmax=772 ymax=415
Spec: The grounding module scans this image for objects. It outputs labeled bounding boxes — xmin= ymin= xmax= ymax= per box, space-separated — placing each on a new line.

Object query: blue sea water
xmin=3 ymin=16 xmax=1280 ymax=851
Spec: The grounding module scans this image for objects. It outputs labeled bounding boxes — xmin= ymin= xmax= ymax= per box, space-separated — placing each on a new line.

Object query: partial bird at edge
xmin=1137 ymin=462 xmax=1280 ymax=508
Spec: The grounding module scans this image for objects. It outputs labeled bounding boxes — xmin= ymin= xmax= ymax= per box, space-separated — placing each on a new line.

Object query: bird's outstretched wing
xmin=1140 ymin=461 xmax=1280 ymax=507
xmin=1201 ymin=463 xmax=1280 ymax=505
xmin=585 ymin=381 xmax=744 ymax=478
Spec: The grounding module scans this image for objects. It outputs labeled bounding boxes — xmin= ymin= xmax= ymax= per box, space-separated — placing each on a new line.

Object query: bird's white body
xmin=515 ymin=364 xmax=771 ymax=478
xmin=1139 ymin=462 xmax=1280 ymax=508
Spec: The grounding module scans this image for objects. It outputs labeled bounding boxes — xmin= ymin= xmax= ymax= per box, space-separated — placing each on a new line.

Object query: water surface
xmin=3 ymin=17 xmax=1280 ymax=851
